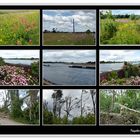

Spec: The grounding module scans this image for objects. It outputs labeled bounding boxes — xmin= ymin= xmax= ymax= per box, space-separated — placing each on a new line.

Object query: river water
xmin=4 ymin=59 xmax=37 ymax=65
xmin=43 ymin=63 xmax=96 ymax=85
xmin=100 ymin=63 xmax=124 ymax=73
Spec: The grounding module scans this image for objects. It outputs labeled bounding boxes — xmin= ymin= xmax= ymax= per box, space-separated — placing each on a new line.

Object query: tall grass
xmin=100 ymin=19 xmax=140 ymax=45
xmin=0 ymin=10 xmax=40 ymax=45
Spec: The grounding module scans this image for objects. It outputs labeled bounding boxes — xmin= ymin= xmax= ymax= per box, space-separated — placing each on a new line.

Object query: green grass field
xmin=0 ymin=10 xmax=40 ymax=45
xmin=100 ymin=18 xmax=140 ymax=45
xmin=43 ymin=33 xmax=95 ymax=45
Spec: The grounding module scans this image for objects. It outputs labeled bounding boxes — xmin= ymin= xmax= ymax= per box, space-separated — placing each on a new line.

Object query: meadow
xmin=100 ymin=17 xmax=140 ymax=45
xmin=43 ymin=33 xmax=95 ymax=45
xmin=0 ymin=10 xmax=40 ymax=45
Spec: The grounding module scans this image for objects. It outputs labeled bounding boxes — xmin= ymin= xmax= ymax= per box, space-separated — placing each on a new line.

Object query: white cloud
xmin=43 ymin=10 xmax=96 ymax=32
xmin=100 ymin=50 xmax=140 ymax=61
xmin=43 ymin=50 xmax=96 ymax=62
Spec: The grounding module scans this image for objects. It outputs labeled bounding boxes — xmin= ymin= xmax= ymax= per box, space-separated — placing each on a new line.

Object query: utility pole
xmin=73 ymin=19 xmax=75 ymax=33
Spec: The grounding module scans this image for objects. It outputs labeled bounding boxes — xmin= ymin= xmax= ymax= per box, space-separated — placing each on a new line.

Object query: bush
xmin=130 ymin=14 xmax=137 ymax=20
xmin=100 ymin=19 xmax=117 ymax=44
xmin=0 ymin=57 xmax=5 ymax=66
xmin=43 ymin=109 xmax=53 ymax=124
xmin=108 ymin=71 xmax=118 ymax=81
xmin=123 ymin=63 xmax=140 ymax=77
xmin=31 ymin=61 xmax=39 ymax=77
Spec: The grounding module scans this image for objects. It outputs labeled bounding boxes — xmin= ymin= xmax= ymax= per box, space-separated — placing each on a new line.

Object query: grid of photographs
xmin=1 ymin=6 xmax=140 ymax=134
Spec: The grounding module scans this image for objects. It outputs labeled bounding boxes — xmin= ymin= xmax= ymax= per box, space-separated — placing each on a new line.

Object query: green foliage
xmin=72 ymin=114 xmax=95 ymax=124
xmin=86 ymin=29 xmax=91 ymax=34
xmin=0 ymin=11 xmax=39 ymax=45
xmin=101 ymin=89 xmax=140 ymax=113
xmin=125 ymin=71 xmax=129 ymax=78
xmin=130 ymin=14 xmax=137 ymax=20
xmin=108 ymin=71 xmax=118 ymax=81
xmin=11 ymin=99 xmax=23 ymax=118
xmin=123 ymin=63 xmax=140 ymax=77
xmin=100 ymin=17 xmax=140 ymax=45
xmin=0 ymin=57 xmax=5 ymax=66
xmin=43 ymin=109 xmax=53 ymax=124
xmin=115 ymin=79 xmax=126 ymax=85
xmin=100 ymin=91 xmax=112 ymax=112
xmin=31 ymin=61 xmax=39 ymax=78
xmin=100 ymin=19 xmax=117 ymax=44
xmin=43 ymin=108 xmax=95 ymax=124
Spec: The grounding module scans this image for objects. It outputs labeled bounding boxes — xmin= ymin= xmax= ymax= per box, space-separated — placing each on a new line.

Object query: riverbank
xmin=43 ymin=79 xmax=56 ymax=85
xmin=100 ymin=64 xmax=140 ymax=85
xmin=0 ymin=63 xmax=39 ymax=86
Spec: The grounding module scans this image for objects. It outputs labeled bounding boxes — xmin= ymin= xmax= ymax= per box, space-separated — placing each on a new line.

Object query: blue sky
xmin=43 ymin=50 xmax=96 ymax=62
xmin=112 ymin=10 xmax=140 ymax=15
xmin=100 ymin=50 xmax=140 ymax=61
xmin=43 ymin=10 xmax=96 ymax=32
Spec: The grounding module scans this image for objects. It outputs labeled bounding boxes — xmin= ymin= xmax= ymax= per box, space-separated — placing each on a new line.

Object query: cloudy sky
xmin=112 ymin=10 xmax=140 ymax=15
xmin=43 ymin=10 xmax=96 ymax=32
xmin=43 ymin=50 xmax=96 ymax=63
xmin=0 ymin=50 xmax=39 ymax=58
xmin=100 ymin=50 xmax=140 ymax=61
xmin=43 ymin=89 xmax=95 ymax=118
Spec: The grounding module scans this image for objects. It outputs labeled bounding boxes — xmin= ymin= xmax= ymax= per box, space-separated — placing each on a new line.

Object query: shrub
xmin=108 ymin=71 xmax=118 ymax=81
xmin=115 ymin=79 xmax=126 ymax=85
xmin=0 ymin=57 xmax=5 ymax=66
xmin=100 ymin=19 xmax=117 ymax=44
xmin=31 ymin=61 xmax=39 ymax=78
xmin=123 ymin=63 xmax=140 ymax=77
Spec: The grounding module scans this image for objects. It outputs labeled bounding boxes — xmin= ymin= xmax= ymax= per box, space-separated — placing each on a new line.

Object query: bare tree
xmin=90 ymin=89 xmax=96 ymax=114
xmin=52 ymin=90 xmax=64 ymax=118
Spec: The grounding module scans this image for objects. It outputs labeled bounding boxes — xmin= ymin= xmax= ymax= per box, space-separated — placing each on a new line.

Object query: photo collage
xmin=0 ymin=7 xmax=140 ymax=131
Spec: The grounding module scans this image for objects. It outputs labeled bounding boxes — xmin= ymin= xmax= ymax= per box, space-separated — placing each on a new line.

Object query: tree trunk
xmin=29 ymin=90 xmax=38 ymax=121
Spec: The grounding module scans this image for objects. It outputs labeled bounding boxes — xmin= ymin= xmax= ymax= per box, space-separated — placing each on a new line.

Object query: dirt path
xmin=0 ymin=117 xmax=24 ymax=125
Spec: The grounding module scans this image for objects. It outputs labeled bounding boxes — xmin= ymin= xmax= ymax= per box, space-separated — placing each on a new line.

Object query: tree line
xmin=0 ymin=90 xmax=39 ymax=124
xmin=43 ymin=90 xmax=96 ymax=124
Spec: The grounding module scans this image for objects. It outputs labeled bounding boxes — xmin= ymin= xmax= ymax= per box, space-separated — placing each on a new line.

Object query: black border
xmin=0 ymin=5 xmax=140 ymax=135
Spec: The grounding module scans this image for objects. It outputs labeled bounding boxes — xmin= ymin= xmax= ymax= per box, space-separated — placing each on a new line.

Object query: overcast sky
xmin=100 ymin=50 xmax=140 ymax=62
xmin=101 ymin=10 xmax=140 ymax=15
xmin=43 ymin=10 xmax=96 ymax=32
xmin=43 ymin=50 xmax=96 ymax=62
xmin=112 ymin=10 xmax=140 ymax=15
xmin=43 ymin=89 xmax=95 ymax=118
xmin=0 ymin=50 xmax=39 ymax=58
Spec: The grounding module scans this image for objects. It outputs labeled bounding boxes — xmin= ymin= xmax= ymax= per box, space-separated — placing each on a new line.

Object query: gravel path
xmin=0 ymin=117 xmax=23 ymax=125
